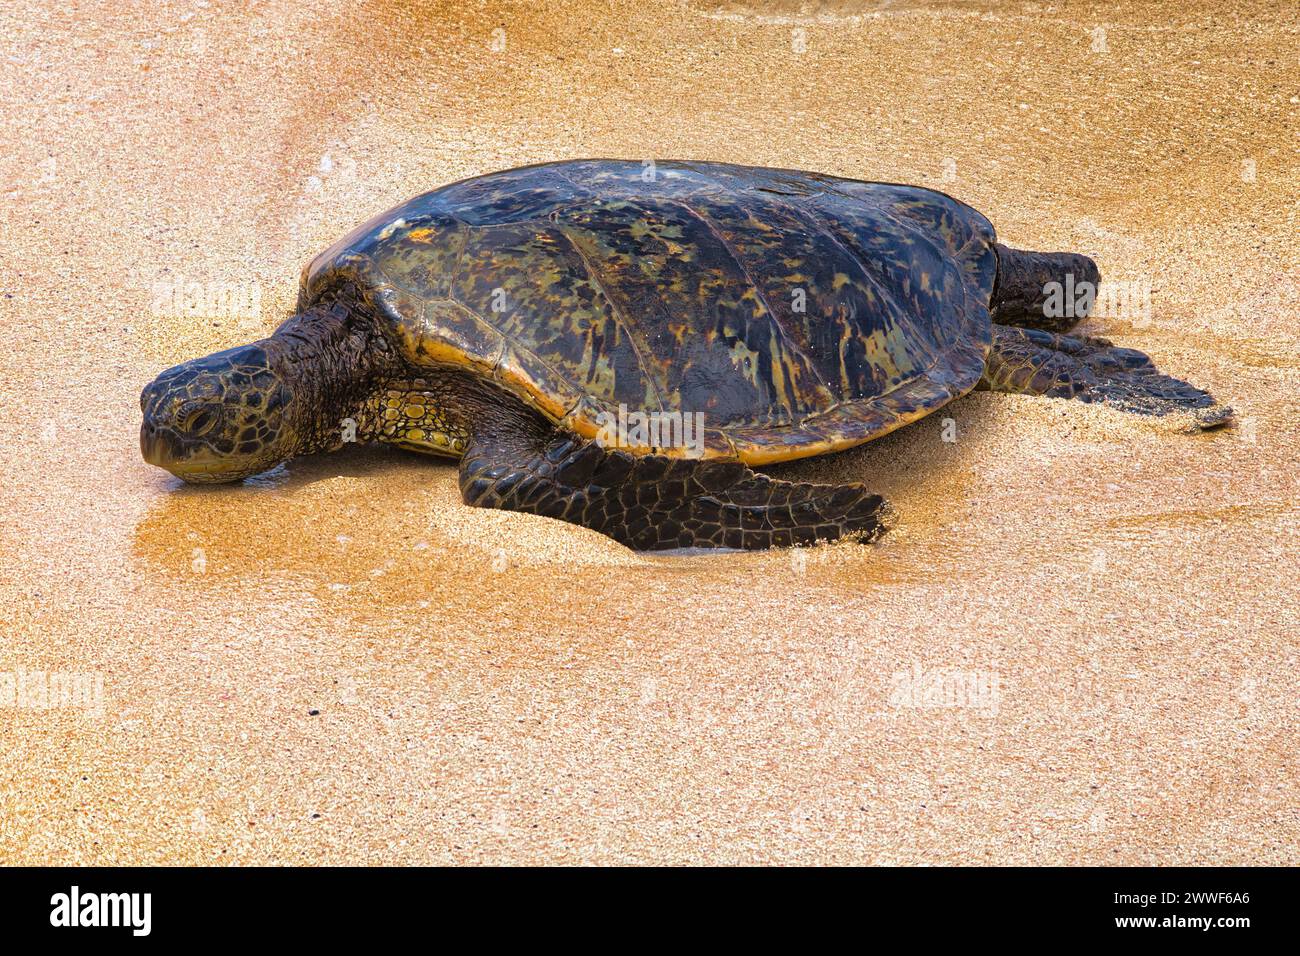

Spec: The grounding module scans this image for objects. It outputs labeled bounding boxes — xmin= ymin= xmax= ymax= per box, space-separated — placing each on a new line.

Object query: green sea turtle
xmin=140 ymin=160 xmax=1231 ymax=550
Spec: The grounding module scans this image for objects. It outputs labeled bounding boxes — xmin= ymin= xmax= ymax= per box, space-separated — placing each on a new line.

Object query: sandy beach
xmin=0 ymin=0 xmax=1296 ymax=864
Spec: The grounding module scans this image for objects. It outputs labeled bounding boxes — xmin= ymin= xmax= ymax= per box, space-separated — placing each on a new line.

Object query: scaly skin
xmin=456 ymin=388 xmax=887 ymax=551
xmin=980 ymin=325 xmax=1234 ymax=427
xmin=989 ymin=244 xmax=1101 ymax=333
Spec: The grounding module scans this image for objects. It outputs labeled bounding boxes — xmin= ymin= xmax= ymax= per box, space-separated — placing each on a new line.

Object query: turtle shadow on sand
xmin=131 ymin=442 xmax=461 ymax=582
xmin=132 ymin=391 xmax=999 ymax=586
xmin=762 ymin=390 xmax=999 ymax=513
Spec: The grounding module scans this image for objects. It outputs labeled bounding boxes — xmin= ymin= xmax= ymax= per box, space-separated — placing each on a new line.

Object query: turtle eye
xmin=180 ymin=402 xmax=219 ymax=436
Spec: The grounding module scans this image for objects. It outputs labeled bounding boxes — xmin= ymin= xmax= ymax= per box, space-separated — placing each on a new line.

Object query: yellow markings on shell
xmin=729 ymin=339 xmax=762 ymax=389
xmin=494 ymin=350 xmax=576 ymax=422
xmin=767 ymin=327 xmax=790 ymax=412
xmin=835 ymin=305 xmax=853 ymax=388
xmin=861 ymin=326 xmax=918 ymax=379
xmin=579 ymin=341 xmax=619 ymax=395
xmin=416 ymin=338 xmax=476 ymax=367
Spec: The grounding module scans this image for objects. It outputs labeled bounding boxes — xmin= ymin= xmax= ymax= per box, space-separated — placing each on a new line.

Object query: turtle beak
xmin=139 ymin=414 xmax=191 ymax=471
xmin=139 ymin=386 xmax=174 ymax=468
xmin=140 ymin=407 xmax=195 ymax=474
xmin=140 ymin=421 xmax=166 ymax=467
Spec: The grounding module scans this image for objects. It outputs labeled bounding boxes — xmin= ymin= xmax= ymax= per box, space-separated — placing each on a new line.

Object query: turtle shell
xmin=299 ymin=160 xmax=998 ymax=465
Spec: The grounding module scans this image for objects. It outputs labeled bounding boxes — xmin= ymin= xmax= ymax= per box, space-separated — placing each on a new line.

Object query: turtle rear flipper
xmin=458 ymin=400 xmax=888 ymax=551
xmin=991 ymin=244 xmax=1100 ymax=333
xmin=981 ymin=324 xmax=1234 ymax=428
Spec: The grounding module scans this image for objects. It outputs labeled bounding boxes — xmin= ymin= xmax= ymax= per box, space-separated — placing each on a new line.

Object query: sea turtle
xmin=140 ymin=160 xmax=1231 ymax=550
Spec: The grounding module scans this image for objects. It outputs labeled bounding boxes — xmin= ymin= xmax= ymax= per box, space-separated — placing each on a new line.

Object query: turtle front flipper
xmin=980 ymin=324 xmax=1233 ymax=427
xmin=458 ymin=400 xmax=888 ymax=551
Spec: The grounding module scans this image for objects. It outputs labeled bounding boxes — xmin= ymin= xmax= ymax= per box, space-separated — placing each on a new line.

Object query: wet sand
xmin=0 ymin=0 xmax=1296 ymax=864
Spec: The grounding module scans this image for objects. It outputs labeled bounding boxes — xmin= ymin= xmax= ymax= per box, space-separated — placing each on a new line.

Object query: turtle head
xmin=140 ymin=342 xmax=302 ymax=483
xmin=142 ymin=304 xmax=399 ymax=483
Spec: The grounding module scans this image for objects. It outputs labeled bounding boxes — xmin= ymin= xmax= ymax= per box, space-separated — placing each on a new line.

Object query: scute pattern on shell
xmin=298 ymin=160 xmax=998 ymax=465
